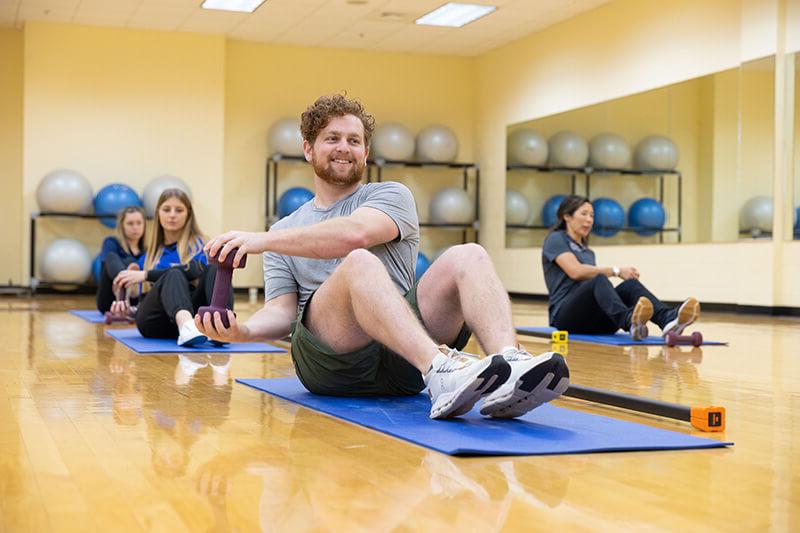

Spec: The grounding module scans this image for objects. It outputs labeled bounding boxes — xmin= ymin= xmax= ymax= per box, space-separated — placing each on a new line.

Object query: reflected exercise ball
xmin=142 ymin=176 xmax=192 ymax=217
xmin=628 ymin=198 xmax=666 ymax=236
xmin=429 ymin=187 xmax=474 ymax=224
xmin=372 ymin=123 xmax=415 ymax=161
xmin=36 ymin=169 xmax=93 ymax=213
xmin=415 ymin=252 xmax=431 ymax=280
xmin=416 ymin=125 xmax=459 ymax=162
xmin=506 ymin=189 xmax=532 ymax=225
xmin=739 ymin=196 xmax=773 ymax=236
xmin=592 ymin=197 xmax=625 ymax=237
xmin=277 ymin=187 xmax=314 ymax=218
xmin=541 ymin=194 xmax=567 ymax=228
xmin=93 ymin=184 xmax=142 ymax=228
xmin=41 ymin=239 xmax=92 ymax=284
xmin=507 ymin=129 xmax=548 ymax=166
xmin=634 ymin=135 xmax=679 ymax=170
xmin=589 ymin=133 xmax=631 ymax=169
xmin=548 ymin=131 xmax=589 ymax=168
xmin=269 ymin=118 xmax=304 ymax=157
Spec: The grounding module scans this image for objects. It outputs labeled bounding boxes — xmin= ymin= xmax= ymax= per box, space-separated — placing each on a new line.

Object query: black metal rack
xmin=506 ymin=165 xmax=682 ymax=243
xmin=28 ymin=211 xmax=153 ymax=293
xmin=266 ymin=154 xmax=481 ymax=243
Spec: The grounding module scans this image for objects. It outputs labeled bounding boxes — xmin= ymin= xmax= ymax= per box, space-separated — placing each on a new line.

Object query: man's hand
xmin=204 ymin=231 xmax=269 ymax=268
xmin=113 ymin=269 xmax=146 ymax=292
xmin=195 ymin=310 xmax=250 ymax=343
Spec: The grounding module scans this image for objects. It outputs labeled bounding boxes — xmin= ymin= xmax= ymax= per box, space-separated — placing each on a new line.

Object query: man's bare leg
xmin=416 ymin=243 xmax=516 ymax=354
xmin=304 ymin=248 xmax=441 ymax=372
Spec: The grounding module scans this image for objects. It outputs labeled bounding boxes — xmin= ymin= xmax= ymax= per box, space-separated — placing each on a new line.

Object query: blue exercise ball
xmin=93 ymin=184 xmax=142 ymax=228
xmin=416 ymin=252 xmax=431 ymax=280
xmin=592 ymin=198 xmax=625 ymax=237
xmin=628 ymin=198 xmax=666 ymax=236
xmin=277 ymin=187 xmax=314 ymax=218
xmin=541 ymin=194 xmax=567 ymax=227
xmin=92 ymin=254 xmax=103 ymax=284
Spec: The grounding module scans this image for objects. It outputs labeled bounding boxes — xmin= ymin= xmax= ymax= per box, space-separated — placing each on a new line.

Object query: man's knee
xmin=339 ymin=248 xmax=385 ymax=276
xmin=436 ymin=243 xmax=492 ymax=273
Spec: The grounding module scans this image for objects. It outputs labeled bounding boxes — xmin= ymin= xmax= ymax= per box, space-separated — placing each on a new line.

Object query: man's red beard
xmin=311 ymin=152 xmax=365 ymax=186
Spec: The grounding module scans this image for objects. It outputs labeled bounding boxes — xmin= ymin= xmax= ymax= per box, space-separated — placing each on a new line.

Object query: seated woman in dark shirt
xmin=110 ymin=188 xmax=232 ymax=347
xmin=541 ymin=195 xmax=699 ymax=340
xmin=96 ymin=206 xmax=147 ymax=314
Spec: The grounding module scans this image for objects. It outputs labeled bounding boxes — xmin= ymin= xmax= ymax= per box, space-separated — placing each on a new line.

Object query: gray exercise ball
xmin=739 ymin=196 xmax=773 ymax=236
xmin=416 ymin=125 xmax=459 ymax=162
xmin=634 ymin=135 xmax=679 ymax=170
xmin=507 ymin=129 xmax=548 ymax=166
xmin=506 ymin=189 xmax=532 ymax=225
xmin=268 ymin=117 xmax=304 ymax=157
xmin=142 ymin=175 xmax=192 ymax=217
xmin=589 ymin=132 xmax=631 ymax=169
xmin=548 ymin=131 xmax=589 ymax=168
xmin=40 ymin=238 xmax=92 ymax=284
xmin=430 ymin=187 xmax=474 ymax=224
xmin=371 ymin=122 xmax=415 ymax=161
xmin=36 ymin=169 xmax=93 ymax=213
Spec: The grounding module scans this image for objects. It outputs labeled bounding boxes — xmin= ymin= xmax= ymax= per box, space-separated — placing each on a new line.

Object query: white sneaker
xmin=661 ymin=297 xmax=700 ymax=337
xmin=480 ymin=348 xmax=570 ymax=418
xmin=629 ymin=296 xmax=653 ymax=341
xmin=177 ymin=320 xmax=208 ymax=347
xmin=424 ymin=347 xmax=511 ymax=419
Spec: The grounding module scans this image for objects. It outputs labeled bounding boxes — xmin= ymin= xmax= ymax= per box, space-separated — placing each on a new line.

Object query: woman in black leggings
xmin=110 ymin=188 xmax=233 ymax=347
xmin=541 ymin=195 xmax=699 ymax=340
xmin=96 ymin=206 xmax=147 ymax=313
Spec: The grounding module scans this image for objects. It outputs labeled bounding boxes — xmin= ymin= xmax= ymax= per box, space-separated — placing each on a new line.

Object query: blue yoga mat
xmin=69 ymin=309 xmax=106 ymax=323
xmin=107 ymin=328 xmax=286 ymax=354
xmin=516 ymin=326 xmax=727 ymax=346
xmin=236 ymin=377 xmax=732 ymax=456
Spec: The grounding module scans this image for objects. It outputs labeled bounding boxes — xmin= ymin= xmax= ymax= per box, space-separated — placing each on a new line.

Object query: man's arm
xmin=206 ymin=206 xmax=399 ymax=267
xmin=196 ymin=292 xmax=298 ymax=343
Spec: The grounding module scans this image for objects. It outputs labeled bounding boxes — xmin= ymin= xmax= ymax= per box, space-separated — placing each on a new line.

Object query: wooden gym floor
xmin=0 ymin=294 xmax=797 ymax=531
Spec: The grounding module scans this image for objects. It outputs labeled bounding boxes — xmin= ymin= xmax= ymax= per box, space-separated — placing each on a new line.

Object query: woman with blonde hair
xmin=96 ymin=205 xmax=147 ymax=314
xmin=111 ymin=188 xmax=232 ymax=346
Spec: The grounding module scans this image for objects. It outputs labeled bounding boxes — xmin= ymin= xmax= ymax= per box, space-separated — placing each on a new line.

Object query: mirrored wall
xmin=505 ymin=57 xmax=778 ymax=248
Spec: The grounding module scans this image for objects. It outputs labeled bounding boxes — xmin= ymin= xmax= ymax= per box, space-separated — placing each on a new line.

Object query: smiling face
xmin=158 ymin=196 xmax=189 ymax=235
xmin=121 ymin=211 xmax=145 ymax=243
xmin=564 ymin=201 xmax=594 ymax=240
xmin=305 ymin=114 xmax=368 ymax=187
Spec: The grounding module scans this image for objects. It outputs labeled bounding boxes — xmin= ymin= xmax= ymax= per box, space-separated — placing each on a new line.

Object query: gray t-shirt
xmin=542 ymin=230 xmax=596 ymax=325
xmin=263 ymin=182 xmax=419 ymax=313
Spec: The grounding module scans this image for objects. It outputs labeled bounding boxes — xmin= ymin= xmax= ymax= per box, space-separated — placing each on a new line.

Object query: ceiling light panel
xmin=415 ymin=2 xmax=496 ymax=28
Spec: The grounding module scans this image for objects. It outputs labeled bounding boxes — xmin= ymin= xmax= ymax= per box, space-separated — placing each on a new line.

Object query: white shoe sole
xmin=479 ymin=353 xmax=570 ymax=418
xmin=429 ymin=355 xmax=511 ymax=419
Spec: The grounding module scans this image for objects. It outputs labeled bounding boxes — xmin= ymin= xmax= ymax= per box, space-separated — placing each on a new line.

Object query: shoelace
xmin=436 ymin=347 xmax=480 ymax=370
xmin=503 ymin=348 xmax=533 ymax=362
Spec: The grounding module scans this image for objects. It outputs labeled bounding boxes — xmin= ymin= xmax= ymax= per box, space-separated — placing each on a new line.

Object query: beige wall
xmin=476 ymin=0 xmax=800 ymax=306
xmin=22 ymin=22 xmax=226 ymax=279
xmin=0 ymin=29 xmax=24 ymax=285
xmin=224 ymin=40 xmax=475 ymax=286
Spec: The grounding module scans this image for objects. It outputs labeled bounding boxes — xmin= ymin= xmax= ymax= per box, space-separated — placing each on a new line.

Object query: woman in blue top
xmin=111 ymin=188 xmax=232 ymax=346
xmin=541 ymin=195 xmax=699 ymax=340
xmin=96 ymin=206 xmax=147 ymax=314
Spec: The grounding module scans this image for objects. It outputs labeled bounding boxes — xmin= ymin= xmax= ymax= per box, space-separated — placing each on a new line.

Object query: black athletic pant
xmin=96 ymin=254 xmax=138 ymax=313
xmin=552 ymin=275 xmax=675 ymax=334
xmin=135 ymin=266 xmax=233 ymax=339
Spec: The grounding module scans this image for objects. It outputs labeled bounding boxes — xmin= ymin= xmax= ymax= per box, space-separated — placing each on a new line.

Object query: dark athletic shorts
xmin=289 ymin=279 xmax=472 ymax=396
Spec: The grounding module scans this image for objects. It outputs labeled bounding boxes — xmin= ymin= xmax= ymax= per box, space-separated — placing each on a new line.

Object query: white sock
xmin=498 ymin=345 xmax=518 ymax=357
